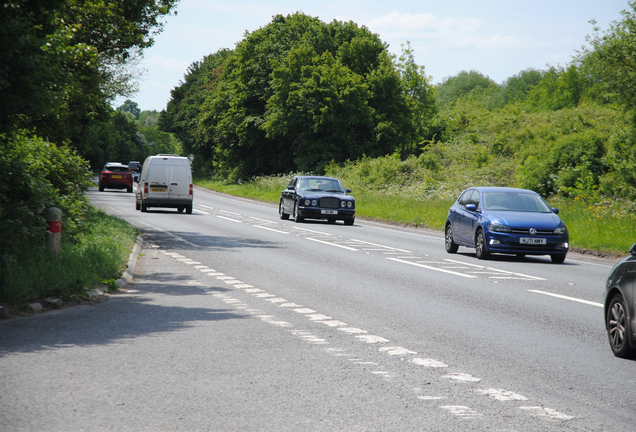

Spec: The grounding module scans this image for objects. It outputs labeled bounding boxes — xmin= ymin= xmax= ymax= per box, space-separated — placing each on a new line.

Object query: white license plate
xmin=520 ymin=237 xmax=546 ymax=245
xmin=321 ymin=210 xmax=338 ymax=215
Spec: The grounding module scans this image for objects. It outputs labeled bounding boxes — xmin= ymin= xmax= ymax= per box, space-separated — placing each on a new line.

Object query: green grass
xmin=0 ymin=206 xmax=139 ymax=306
xmin=196 ymin=175 xmax=635 ymax=257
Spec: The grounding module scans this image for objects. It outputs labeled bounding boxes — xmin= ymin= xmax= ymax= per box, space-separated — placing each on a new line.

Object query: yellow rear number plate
xmin=150 ymin=187 xmax=167 ymax=192
xmin=112 ymin=175 xmax=122 ymax=178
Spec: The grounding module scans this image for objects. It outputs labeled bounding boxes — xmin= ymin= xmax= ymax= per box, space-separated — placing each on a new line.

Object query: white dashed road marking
xmin=529 ymin=289 xmax=603 ymax=307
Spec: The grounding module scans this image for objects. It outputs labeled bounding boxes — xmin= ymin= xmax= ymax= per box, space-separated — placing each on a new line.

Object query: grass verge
xmin=0 ymin=205 xmax=139 ymax=311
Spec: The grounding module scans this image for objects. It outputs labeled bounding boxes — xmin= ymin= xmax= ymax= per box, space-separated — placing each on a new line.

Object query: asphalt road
xmin=1 ymin=184 xmax=634 ymax=431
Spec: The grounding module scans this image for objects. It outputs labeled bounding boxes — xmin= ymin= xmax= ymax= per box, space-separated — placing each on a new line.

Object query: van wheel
xmin=178 ymin=207 xmax=184 ymax=213
xmin=136 ymin=200 xmax=140 ymax=211
xmin=141 ymin=202 xmax=147 ymax=212
xmin=186 ymin=205 xmax=192 ymax=214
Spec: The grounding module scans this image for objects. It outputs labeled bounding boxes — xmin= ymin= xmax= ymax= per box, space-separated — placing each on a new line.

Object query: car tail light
xmin=144 ymin=182 xmax=148 ymax=194
xmin=189 ymin=184 xmax=193 ymax=196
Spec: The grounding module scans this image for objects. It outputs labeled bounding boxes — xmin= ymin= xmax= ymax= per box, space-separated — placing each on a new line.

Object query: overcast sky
xmin=114 ymin=0 xmax=630 ymax=112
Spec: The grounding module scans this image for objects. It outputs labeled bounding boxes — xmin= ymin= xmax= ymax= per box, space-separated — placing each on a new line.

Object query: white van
xmin=135 ymin=154 xmax=193 ymax=214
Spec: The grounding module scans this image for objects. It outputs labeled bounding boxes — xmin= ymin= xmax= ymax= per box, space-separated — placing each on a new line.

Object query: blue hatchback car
xmin=445 ymin=187 xmax=569 ymax=263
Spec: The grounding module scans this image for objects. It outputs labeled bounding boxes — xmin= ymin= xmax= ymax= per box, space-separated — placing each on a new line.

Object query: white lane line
xmin=216 ymin=215 xmax=243 ymax=223
xmin=253 ymin=225 xmax=290 ymax=234
xmin=198 ymin=204 xmax=214 ymax=210
xmin=444 ymin=259 xmax=485 ymax=268
xmin=350 ymin=239 xmax=411 ymax=253
xmin=307 ymin=237 xmax=359 ymax=251
xmin=528 ymin=290 xmax=603 ymax=307
xmin=219 ymin=210 xmax=242 ymax=215
xmin=388 ymin=258 xmax=478 ymax=278
xmin=193 ymin=209 xmax=210 ymax=215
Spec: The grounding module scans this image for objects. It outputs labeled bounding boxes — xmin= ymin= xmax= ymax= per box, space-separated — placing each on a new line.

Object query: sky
xmin=113 ymin=0 xmax=631 ymax=112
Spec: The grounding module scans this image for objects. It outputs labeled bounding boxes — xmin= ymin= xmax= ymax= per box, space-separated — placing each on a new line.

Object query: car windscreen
xmin=298 ymin=178 xmax=344 ymax=193
xmin=482 ymin=192 xmax=551 ymax=212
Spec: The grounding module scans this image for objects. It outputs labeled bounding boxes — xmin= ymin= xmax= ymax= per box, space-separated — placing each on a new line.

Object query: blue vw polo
xmin=445 ymin=187 xmax=569 ymax=263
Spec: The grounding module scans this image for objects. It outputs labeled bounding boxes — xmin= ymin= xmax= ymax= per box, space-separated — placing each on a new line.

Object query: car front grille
xmin=320 ymin=197 xmax=339 ymax=209
xmin=510 ymin=228 xmax=554 ymax=235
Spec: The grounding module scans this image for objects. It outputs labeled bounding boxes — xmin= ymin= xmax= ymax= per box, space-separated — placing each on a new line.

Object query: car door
xmin=461 ymin=190 xmax=481 ymax=245
xmin=282 ymin=177 xmax=297 ymax=213
xmin=452 ymin=190 xmax=474 ymax=243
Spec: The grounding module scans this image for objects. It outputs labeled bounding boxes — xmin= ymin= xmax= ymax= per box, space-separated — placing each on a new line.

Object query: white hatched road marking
xmin=387 ymin=258 xmax=478 ymax=278
xmin=307 ymin=237 xmax=359 ymax=251
xmin=216 ymin=215 xmax=243 ymax=223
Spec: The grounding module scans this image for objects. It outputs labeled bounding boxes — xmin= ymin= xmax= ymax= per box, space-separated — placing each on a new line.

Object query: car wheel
xmin=550 ymin=254 xmax=566 ymax=264
xmin=475 ymin=229 xmax=490 ymax=259
xmin=99 ymin=185 xmax=104 ymax=192
xmin=344 ymin=217 xmax=354 ymax=226
xmin=607 ymin=294 xmax=635 ymax=358
xmin=127 ymin=186 xmax=133 ymax=193
xmin=445 ymin=224 xmax=459 ymax=253
xmin=279 ymin=200 xmax=289 ymax=220
xmin=186 ymin=205 xmax=193 ymax=214
xmin=293 ymin=202 xmax=304 ymax=223
xmin=327 ymin=218 xmax=336 ymax=224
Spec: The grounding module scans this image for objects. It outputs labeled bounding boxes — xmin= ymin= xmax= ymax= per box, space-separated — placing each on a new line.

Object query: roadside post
xmin=46 ymin=207 xmax=62 ymax=256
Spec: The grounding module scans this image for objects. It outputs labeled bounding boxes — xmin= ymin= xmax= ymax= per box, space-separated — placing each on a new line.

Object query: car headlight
xmin=340 ymin=201 xmax=346 ymax=208
xmin=311 ymin=199 xmax=318 ymax=206
xmin=347 ymin=202 xmax=353 ymax=208
xmin=488 ymin=222 xmax=511 ymax=233
xmin=554 ymin=226 xmax=568 ymax=235
xmin=304 ymin=199 xmax=311 ymax=206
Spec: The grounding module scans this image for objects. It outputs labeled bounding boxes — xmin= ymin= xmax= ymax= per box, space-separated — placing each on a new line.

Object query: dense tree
xmin=436 ymin=70 xmax=499 ymax=109
xmin=117 ymin=100 xmax=141 ymax=119
xmin=184 ymin=13 xmax=420 ymax=180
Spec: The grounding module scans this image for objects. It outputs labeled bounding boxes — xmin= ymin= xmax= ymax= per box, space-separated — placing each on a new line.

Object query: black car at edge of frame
xmin=604 ymin=243 xmax=636 ymax=358
xmin=279 ymin=175 xmax=355 ymax=225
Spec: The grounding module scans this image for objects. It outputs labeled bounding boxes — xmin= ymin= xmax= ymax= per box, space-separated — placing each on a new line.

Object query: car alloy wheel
xmin=445 ymin=224 xmax=459 ymax=253
xmin=293 ymin=201 xmax=304 ymax=223
xmin=279 ymin=200 xmax=289 ymax=220
xmin=607 ymin=294 xmax=635 ymax=358
xmin=475 ymin=229 xmax=490 ymax=259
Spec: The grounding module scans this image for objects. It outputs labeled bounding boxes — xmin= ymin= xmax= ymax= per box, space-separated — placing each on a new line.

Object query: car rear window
xmin=106 ymin=166 xmax=130 ymax=173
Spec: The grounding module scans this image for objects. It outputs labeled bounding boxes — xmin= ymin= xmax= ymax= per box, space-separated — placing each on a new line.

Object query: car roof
xmin=295 ymin=175 xmax=339 ymax=180
xmin=466 ymin=187 xmax=539 ymax=195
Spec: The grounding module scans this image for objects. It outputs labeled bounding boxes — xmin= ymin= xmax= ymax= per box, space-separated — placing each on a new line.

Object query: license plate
xmin=520 ymin=237 xmax=546 ymax=245
xmin=150 ymin=187 xmax=167 ymax=192
xmin=111 ymin=175 xmax=122 ymax=179
xmin=321 ymin=210 xmax=338 ymax=215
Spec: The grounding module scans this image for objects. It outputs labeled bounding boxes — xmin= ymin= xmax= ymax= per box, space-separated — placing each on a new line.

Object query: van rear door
xmin=168 ymin=160 xmax=190 ymax=200
xmin=146 ymin=158 xmax=170 ymax=198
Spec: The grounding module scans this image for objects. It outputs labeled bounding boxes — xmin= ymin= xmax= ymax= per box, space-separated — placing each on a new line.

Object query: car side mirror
xmin=346 ymin=189 xmax=351 ymax=194
xmin=630 ymin=244 xmax=636 ymax=256
xmin=465 ymin=204 xmax=477 ymax=211
xmin=552 ymin=208 xmax=559 ymax=214
xmin=287 ymin=186 xmax=295 ymax=191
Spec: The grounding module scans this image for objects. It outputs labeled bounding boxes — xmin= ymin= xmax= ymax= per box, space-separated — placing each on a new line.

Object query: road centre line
xmin=307 ymin=237 xmax=359 ymax=251
xmin=216 ymin=215 xmax=243 ymax=223
xmin=387 ymin=258 xmax=478 ymax=278
xmin=528 ymin=290 xmax=603 ymax=307
xmin=253 ymin=225 xmax=290 ymax=234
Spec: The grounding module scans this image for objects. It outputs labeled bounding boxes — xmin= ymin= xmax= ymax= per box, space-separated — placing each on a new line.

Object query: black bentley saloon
xmin=279 ymin=176 xmax=355 ymax=225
